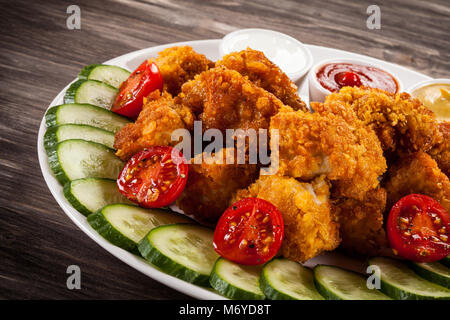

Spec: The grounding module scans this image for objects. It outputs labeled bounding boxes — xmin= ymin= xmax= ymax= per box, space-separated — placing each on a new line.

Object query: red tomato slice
xmin=117 ymin=146 xmax=188 ymax=208
xmin=111 ymin=60 xmax=163 ymax=119
xmin=213 ymin=198 xmax=284 ymax=265
xmin=387 ymin=194 xmax=450 ymax=262
xmin=335 ymin=71 xmax=362 ymax=88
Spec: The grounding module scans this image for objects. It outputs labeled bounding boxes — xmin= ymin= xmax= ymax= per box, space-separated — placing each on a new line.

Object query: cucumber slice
xmin=410 ymin=262 xmax=450 ymax=289
xmin=64 ymin=79 xmax=118 ymax=109
xmin=313 ymin=265 xmax=391 ymax=300
xmin=369 ymin=257 xmax=450 ymax=300
xmin=209 ymin=258 xmax=265 ymax=300
xmin=48 ymin=139 xmax=123 ymax=185
xmin=441 ymin=255 xmax=450 ymax=268
xmin=88 ymin=204 xmax=191 ymax=254
xmin=44 ymin=124 xmax=115 ymax=153
xmin=260 ymin=258 xmax=323 ymax=300
xmin=45 ymin=103 xmax=130 ymax=133
xmin=138 ymin=224 xmax=219 ymax=286
xmin=64 ymin=178 xmax=132 ymax=216
xmin=79 ymin=64 xmax=130 ymax=88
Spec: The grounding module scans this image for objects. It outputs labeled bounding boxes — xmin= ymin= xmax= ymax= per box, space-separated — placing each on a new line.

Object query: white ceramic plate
xmin=37 ymin=39 xmax=432 ymax=300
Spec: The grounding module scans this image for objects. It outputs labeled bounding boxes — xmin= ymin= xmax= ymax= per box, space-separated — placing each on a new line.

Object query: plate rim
xmin=37 ymin=38 xmax=432 ymax=300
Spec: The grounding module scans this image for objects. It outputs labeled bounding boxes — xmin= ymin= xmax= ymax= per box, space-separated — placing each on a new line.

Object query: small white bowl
xmin=407 ymin=78 xmax=450 ymax=122
xmin=308 ymin=58 xmax=403 ymax=102
xmin=407 ymin=78 xmax=450 ymax=94
xmin=220 ymin=28 xmax=313 ymax=82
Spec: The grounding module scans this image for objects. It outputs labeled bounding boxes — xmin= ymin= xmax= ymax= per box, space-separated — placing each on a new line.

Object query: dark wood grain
xmin=0 ymin=0 xmax=448 ymax=300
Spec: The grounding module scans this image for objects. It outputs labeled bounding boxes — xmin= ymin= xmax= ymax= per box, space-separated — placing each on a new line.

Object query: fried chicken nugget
xmin=114 ymin=91 xmax=193 ymax=161
xmin=270 ymin=109 xmax=386 ymax=200
xmin=176 ymin=148 xmax=259 ymax=225
xmin=216 ymin=48 xmax=308 ymax=111
xmin=232 ymin=175 xmax=340 ymax=262
xmin=429 ymin=122 xmax=450 ymax=177
xmin=332 ymin=188 xmax=388 ymax=256
xmin=177 ymin=67 xmax=292 ymax=132
xmin=385 ymin=151 xmax=450 ymax=213
xmin=322 ymin=87 xmax=442 ymax=153
xmin=150 ymin=46 xmax=214 ymax=96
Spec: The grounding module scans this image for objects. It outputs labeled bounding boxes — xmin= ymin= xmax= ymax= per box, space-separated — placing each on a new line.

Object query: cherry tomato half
xmin=111 ymin=60 xmax=163 ymax=119
xmin=117 ymin=146 xmax=188 ymax=208
xmin=335 ymin=71 xmax=362 ymax=88
xmin=387 ymin=194 xmax=450 ymax=262
xmin=213 ymin=198 xmax=284 ymax=265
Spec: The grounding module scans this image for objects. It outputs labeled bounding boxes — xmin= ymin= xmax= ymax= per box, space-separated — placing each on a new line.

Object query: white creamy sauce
xmin=221 ymin=29 xmax=312 ymax=81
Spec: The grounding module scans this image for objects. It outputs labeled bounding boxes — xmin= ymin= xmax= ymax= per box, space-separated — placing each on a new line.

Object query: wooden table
xmin=1 ymin=0 xmax=448 ymax=299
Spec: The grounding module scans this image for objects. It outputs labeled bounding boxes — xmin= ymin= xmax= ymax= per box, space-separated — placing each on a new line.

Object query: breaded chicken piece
xmin=332 ymin=188 xmax=388 ymax=256
xmin=114 ymin=91 xmax=193 ymax=161
xmin=176 ymin=148 xmax=259 ymax=225
xmin=385 ymin=151 xmax=450 ymax=213
xmin=429 ymin=122 xmax=450 ymax=177
xmin=232 ymin=175 xmax=340 ymax=262
xmin=216 ymin=48 xmax=308 ymax=111
xmin=321 ymin=87 xmax=442 ymax=153
xmin=150 ymin=46 xmax=214 ymax=96
xmin=270 ymin=109 xmax=386 ymax=200
xmin=177 ymin=67 xmax=292 ymax=133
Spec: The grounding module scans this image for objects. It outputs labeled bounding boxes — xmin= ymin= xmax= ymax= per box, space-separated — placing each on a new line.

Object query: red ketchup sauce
xmin=316 ymin=63 xmax=399 ymax=93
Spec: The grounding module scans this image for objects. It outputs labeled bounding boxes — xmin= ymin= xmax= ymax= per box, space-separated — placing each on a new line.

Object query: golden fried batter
xmin=322 ymin=87 xmax=442 ymax=153
xmin=385 ymin=151 xmax=450 ymax=213
xmin=216 ymin=48 xmax=308 ymax=111
xmin=114 ymin=46 xmax=448 ymax=263
xmin=270 ymin=109 xmax=386 ymax=200
xmin=150 ymin=46 xmax=214 ymax=96
xmin=429 ymin=122 xmax=450 ymax=177
xmin=177 ymin=67 xmax=292 ymax=133
xmin=232 ymin=175 xmax=340 ymax=262
xmin=332 ymin=188 xmax=388 ymax=256
xmin=114 ymin=91 xmax=193 ymax=161
xmin=176 ymin=148 xmax=259 ymax=225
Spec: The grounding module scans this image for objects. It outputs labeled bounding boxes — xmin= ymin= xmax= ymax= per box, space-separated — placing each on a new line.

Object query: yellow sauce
xmin=412 ymin=83 xmax=450 ymax=122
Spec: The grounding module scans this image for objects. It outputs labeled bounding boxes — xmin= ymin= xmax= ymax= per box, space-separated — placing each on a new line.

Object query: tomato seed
xmin=419 ymin=250 xmax=430 ymax=256
xmin=431 ymin=236 xmax=440 ymax=242
xmin=399 ymin=217 xmax=409 ymax=224
xmin=263 ymin=236 xmax=273 ymax=244
xmin=412 ymin=234 xmax=421 ymax=240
